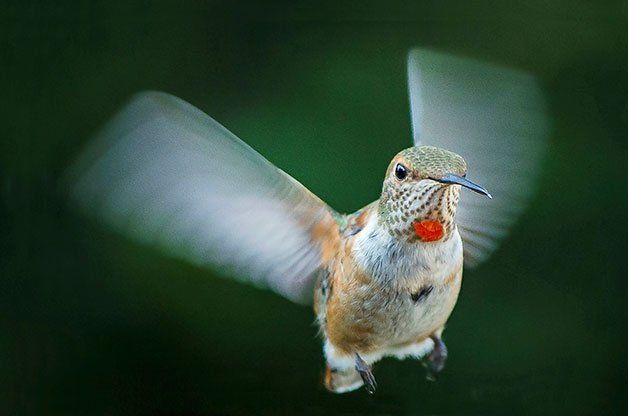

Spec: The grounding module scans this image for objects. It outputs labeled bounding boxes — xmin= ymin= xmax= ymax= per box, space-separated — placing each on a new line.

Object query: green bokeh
xmin=2 ymin=1 xmax=627 ymax=414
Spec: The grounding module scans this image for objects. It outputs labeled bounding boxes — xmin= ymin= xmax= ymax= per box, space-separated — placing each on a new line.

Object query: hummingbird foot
xmin=424 ymin=334 xmax=448 ymax=381
xmin=354 ymin=353 xmax=377 ymax=394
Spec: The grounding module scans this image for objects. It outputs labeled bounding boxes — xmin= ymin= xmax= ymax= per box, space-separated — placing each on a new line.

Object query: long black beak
xmin=436 ymin=173 xmax=492 ymax=199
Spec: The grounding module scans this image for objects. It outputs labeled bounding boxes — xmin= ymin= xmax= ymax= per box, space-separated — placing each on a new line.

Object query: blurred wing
xmin=408 ymin=49 xmax=550 ymax=267
xmin=66 ymin=91 xmax=340 ymax=304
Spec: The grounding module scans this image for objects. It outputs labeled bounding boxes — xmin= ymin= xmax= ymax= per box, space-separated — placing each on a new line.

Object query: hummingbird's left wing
xmin=65 ymin=91 xmax=340 ymax=304
xmin=407 ymin=48 xmax=550 ymax=267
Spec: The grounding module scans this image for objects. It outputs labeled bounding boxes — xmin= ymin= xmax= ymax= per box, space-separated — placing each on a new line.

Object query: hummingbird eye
xmin=394 ymin=163 xmax=408 ymax=180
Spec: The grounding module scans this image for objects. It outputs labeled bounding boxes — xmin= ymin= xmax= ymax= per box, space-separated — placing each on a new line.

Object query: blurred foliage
xmin=1 ymin=0 xmax=627 ymax=414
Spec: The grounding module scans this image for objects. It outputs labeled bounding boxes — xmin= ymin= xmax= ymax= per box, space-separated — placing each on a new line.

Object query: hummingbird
xmin=66 ymin=49 xmax=549 ymax=394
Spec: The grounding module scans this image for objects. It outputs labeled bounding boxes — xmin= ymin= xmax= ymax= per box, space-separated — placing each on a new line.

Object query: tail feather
xmin=324 ymin=365 xmax=364 ymax=394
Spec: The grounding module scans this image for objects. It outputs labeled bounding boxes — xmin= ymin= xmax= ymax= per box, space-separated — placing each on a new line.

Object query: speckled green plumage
xmin=375 ymin=146 xmax=465 ymax=240
xmin=398 ymin=146 xmax=467 ymax=180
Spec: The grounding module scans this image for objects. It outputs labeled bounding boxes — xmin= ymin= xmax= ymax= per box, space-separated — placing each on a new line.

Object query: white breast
xmin=349 ymin=214 xmax=464 ymax=345
xmin=352 ymin=213 xmax=463 ymax=289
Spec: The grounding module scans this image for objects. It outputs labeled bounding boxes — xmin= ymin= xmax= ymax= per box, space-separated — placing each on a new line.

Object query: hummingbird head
xmin=378 ymin=145 xmax=491 ymax=242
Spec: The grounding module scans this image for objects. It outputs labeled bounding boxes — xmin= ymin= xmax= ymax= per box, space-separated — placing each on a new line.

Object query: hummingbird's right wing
xmin=66 ymin=92 xmax=340 ymax=305
xmin=408 ymin=49 xmax=550 ymax=267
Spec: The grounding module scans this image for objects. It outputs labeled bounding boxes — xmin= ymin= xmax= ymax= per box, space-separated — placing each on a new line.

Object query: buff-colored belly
xmin=387 ymin=270 xmax=462 ymax=347
xmin=324 ymin=266 xmax=462 ymax=355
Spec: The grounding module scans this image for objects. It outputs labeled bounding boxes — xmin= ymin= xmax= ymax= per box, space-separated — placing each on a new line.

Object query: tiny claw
xmin=424 ymin=335 xmax=448 ymax=380
xmin=355 ymin=353 xmax=377 ymax=394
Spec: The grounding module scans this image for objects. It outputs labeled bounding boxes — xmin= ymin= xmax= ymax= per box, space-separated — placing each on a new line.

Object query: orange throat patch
xmin=413 ymin=220 xmax=444 ymax=242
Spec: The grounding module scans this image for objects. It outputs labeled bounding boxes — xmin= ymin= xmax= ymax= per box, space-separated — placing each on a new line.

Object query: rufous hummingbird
xmin=66 ymin=49 xmax=549 ymax=394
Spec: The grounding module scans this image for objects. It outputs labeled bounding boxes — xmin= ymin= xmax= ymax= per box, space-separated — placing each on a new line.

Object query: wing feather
xmin=66 ymin=91 xmax=339 ymax=304
xmin=408 ymin=49 xmax=550 ymax=266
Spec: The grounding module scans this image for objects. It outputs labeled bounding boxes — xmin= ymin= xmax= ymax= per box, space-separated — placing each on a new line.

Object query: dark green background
xmin=2 ymin=1 xmax=627 ymax=414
